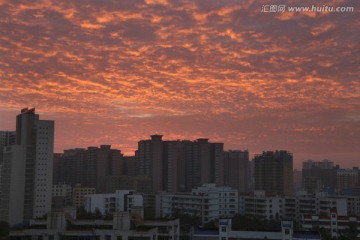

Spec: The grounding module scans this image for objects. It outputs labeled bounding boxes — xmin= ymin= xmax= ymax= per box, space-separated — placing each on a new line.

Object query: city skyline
xmin=0 ymin=0 xmax=359 ymax=169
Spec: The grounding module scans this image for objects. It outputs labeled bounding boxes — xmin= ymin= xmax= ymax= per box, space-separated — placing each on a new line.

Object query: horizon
xmin=0 ymin=0 xmax=359 ymax=170
xmin=0 ymin=107 xmax=357 ymax=170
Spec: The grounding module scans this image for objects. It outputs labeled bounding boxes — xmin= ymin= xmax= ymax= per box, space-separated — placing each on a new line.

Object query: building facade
xmin=84 ymin=190 xmax=143 ymax=216
xmin=254 ymin=150 xmax=293 ymax=196
xmin=0 ymin=130 xmax=16 ymax=164
xmin=56 ymin=145 xmax=124 ymax=193
xmin=160 ymin=183 xmax=238 ymax=224
xmin=240 ymin=191 xmax=355 ymax=224
xmin=223 ymin=150 xmax=250 ymax=193
xmin=302 ymin=159 xmax=338 ymax=194
xmin=137 ymin=135 xmax=224 ymax=193
xmin=0 ymin=108 xmax=54 ymax=225
xmin=72 ymin=184 xmax=96 ymax=208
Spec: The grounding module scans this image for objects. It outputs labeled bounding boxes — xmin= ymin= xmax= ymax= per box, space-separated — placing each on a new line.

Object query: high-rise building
xmin=0 ymin=131 xmax=16 ymax=198
xmin=137 ymin=135 xmax=224 ymax=193
xmin=56 ymin=145 xmax=123 ymax=193
xmin=302 ymin=159 xmax=338 ymax=194
xmin=253 ymin=150 xmax=293 ymax=196
xmin=122 ymin=156 xmax=138 ymax=176
xmin=138 ymin=135 xmax=164 ymax=192
xmin=163 ymin=140 xmax=183 ymax=193
xmin=184 ymin=138 xmax=224 ymax=191
xmin=293 ymin=169 xmax=302 ymax=191
xmin=0 ymin=108 xmax=54 ymax=225
xmin=56 ymin=148 xmax=85 ymax=186
xmin=52 ymin=153 xmax=62 ymax=185
xmin=0 ymin=131 xmax=16 ymax=164
xmin=337 ymin=168 xmax=359 ymax=193
xmin=223 ymin=150 xmax=250 ymax=193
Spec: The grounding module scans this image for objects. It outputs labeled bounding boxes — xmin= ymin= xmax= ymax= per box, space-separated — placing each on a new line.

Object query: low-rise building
xmin=84 ymin=190 xmax=143 ymax=216
xmin=241 ymin=190 xmax=283 ymax=220
xmin=72 ymin=184 xmax=96 ymax=208
xmin=160 ymin=183 xmax=238 ymax=224
xmin=241 ymin=191 xmax=352 ymax=223
xmin=10 ymin=208 xmax=180 ymax=240
xmin=302 ymin=208 xmax=360 ymax=239
xmin=193 ymin=219 xmax=320 ymax=240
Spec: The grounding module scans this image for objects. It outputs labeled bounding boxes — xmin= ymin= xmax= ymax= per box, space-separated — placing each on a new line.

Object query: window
xmin=221 ymin=226 xmax=227 ymax=232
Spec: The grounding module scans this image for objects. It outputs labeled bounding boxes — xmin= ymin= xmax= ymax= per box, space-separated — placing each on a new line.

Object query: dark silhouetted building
xmin=223 ymin=150 xmax=250 ymax=193
xmin=302 ymin=159 xmax=338 ymax=194
xmin=137 ymin=135 xmax=224 ymax=193
xmin=137 ymin=135 xmax=164 ymax=192
xmin=254 ymin=150 xmax=293 ymax=196
xmin=56 ymin=145 xmax=123 ymax=193
xmin=336 ymin=168 xmax=360 ymax=194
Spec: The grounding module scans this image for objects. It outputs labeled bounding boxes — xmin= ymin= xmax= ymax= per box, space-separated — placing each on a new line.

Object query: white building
xmin=241 ymin=190 xmax=284 ymax=220
xmin=241 ymin=191 xmax=350 ymax=223
xmin=0 ymin=108 xmax=54 ymax=225
xmin=84 ymin=190 xmax=143 ymax=216
xmin=160 ymin=183 xmax=239 ymax=224
xmin=302 ymin=208 xmax=360 ymax=239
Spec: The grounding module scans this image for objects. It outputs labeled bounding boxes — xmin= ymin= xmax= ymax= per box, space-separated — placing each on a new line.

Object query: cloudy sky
xmin=0 ymin=0 xmax=359 ymax=168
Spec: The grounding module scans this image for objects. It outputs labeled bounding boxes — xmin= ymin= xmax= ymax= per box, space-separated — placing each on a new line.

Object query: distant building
xmin=185 ymin=139 xmax=224 ymax=191
xmin=254 ymin=150 xmax=293 ymax=196
xmin=0 ymin=108 xmax=54 ymax=225
xmin=293 ymin=169 xmax=302 ymax=191
xmin=137 ymin=134 xmax=164 ymax=193
xmin=72 ymin=184 xmax=96 ymax=208
xmin=160 ymin=183 xmax=238 ymax=224
xmin=122 ymin=155 xmax=138 ymax=176
xmin=302 ymin=159 xmax=338 ymax=194
xmin=55 ymin=148 xmax=85 ymax=186
xmin=52 ymin=153 xmax=62 ymax=184
xmin=337 ymin=168 xmax=359 ymax=193
xmin=57 ymin=145 xmax=124 ymax=193
xmin=137 ymin=135 xmax=224 ymax=193
xmin=223 ymin=150 xmax=250 ymax=193
xmin=105 ymin=175 xmax=152 ymax=193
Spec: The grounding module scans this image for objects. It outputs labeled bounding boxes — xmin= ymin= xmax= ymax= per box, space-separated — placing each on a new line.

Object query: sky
xmin=0 ymin=0 xmax=359 ymax=169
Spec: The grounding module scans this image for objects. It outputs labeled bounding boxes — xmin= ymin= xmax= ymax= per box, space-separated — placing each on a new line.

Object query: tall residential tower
xmin=0 ymin=108 xmax=54 ymax=225
xmin=254 ymin=150 xmax=293 ymax=196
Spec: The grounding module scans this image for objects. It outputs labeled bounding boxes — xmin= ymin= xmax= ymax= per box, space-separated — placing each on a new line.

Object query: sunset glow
xmin=0 ymin=0 xmax=359 ymax=168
